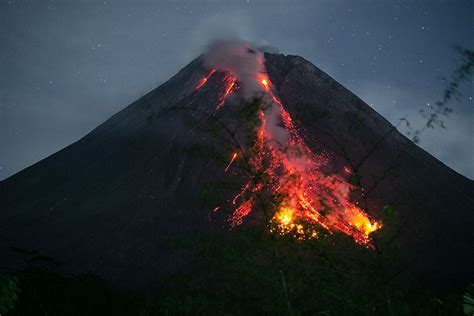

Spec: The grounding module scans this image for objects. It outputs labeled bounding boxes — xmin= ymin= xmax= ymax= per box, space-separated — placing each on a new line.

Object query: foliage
xmin=0 ymin=274 xmax=20 ymax=314
xmin=4 ymin=223 xmax=464 ymax=315
xmin=464 ymin=284 xmax=474 ymax=315
xmin=7 ymin=269 xmax=139 ymax=316
xmin=404 ymin=46 xmax=473 ymax=143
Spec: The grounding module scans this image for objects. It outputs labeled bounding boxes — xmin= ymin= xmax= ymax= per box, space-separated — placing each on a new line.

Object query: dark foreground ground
xmin=1 ymin=224 xmax=471 ymax=315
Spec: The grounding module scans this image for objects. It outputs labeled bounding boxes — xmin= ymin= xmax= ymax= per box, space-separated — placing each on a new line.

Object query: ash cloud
xmin=194 ymin=11 xmax=278 ymax=96
xmin=203 ymin=39 xmax=290 ymax=147
xmin=203 ymin=39 xmax=290 ymax=148
xmin=203 ymin=40 xmax=266 ymax=97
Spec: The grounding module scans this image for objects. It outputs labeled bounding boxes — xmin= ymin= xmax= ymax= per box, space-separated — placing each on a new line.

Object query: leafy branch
xmin=406 ymin=46 xmax=473 ymax=143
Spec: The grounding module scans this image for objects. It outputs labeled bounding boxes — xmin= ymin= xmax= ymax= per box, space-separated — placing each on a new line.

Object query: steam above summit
xmin=203 ymin=40 xmax=266 ymax=96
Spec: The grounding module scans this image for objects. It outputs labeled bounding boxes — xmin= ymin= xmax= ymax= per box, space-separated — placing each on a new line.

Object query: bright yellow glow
xmin=348 ymin=210 xmax=382 ymax=235
xmin=276 ymin=207 xmax=294 ymax=226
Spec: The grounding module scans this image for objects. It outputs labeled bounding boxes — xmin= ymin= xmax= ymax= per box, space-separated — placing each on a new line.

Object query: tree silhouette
xmin=404 ymin=46 xmax=473 ymax=143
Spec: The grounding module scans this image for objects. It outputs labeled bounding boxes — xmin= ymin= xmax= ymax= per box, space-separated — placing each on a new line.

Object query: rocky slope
xmin=0 ymin=52 xmax=472 ymax=290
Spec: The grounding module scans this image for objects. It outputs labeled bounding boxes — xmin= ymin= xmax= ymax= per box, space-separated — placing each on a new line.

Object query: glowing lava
xmin=216 ymin=74 xmax=237 ymax=111
xmin=224 ymin=152 xmax=238 ymax=172
xmin=276 ymin=207 xmax=294 ymax=226
xmin=193 ymin=69 xmax=216 ymax=92
xmin=194 ymin=65 xmax=381 ymax=247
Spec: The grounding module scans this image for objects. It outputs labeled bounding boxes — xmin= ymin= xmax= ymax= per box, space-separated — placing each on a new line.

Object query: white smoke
xmin=203 ymin=40 xmax=265 ymax=97
xmin=263 ymin=104 xmax=290 ymax=148
xmin=203 ymin=39 xmax=289 ymax=147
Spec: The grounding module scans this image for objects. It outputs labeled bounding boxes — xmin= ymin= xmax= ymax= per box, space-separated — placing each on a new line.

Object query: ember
xmin=193 ymin=69 xmax=216 ymax=92
xmin=216 ymin=74 xmax=237 ymax=111
xmin=224 ymin=152 xmax=238 ymax=172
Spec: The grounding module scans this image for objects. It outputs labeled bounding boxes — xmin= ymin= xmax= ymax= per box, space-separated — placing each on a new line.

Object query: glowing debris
xmin=224 ymin=152 xmax=238 ymax=172
xmin=205 ymin=61 xmax=381 ymax=247
xmin=216 ymin=74 xmax=237 ymax=112
xmin=193 ymin=69 xmax=216 ymax=92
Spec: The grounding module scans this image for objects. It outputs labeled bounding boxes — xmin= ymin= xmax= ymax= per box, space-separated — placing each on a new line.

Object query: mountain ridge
xmin=0 ymin=52 xmax=472 ymax=290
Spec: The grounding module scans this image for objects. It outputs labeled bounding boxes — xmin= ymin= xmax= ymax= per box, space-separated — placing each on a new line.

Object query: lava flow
xmin=193 ymin=69 xmax=216 ymax=92
xmin=216 ymin=74 xmax=237 ymax=111
xmin=194 ymin=64 xmax=381 ymax=247
xmin=224 ymin=152 xmax=238 ymax=172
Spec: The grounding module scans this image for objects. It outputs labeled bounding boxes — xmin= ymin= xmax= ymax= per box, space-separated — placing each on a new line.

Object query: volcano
xmin=0 ymin=48 xmax=472 ymax=292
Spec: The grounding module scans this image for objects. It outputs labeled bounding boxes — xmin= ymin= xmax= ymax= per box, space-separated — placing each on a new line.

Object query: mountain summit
xmin=1 ymin=47 xmax=472 ymax=290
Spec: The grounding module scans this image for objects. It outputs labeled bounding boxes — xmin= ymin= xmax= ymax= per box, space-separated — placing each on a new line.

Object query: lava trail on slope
xmin=194 ymin=46 xmax=381 ymax=247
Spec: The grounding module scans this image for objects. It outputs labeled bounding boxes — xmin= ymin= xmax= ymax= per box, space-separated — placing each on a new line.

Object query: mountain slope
xmin=0 ymin=52 xmax=472 ymax=290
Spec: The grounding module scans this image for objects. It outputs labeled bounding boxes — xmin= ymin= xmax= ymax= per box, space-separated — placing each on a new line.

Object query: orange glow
xmin=276 ymin=207 xmax=294 ymax=226
xmin=210 ymin=61 xmax=381 ymax=247
xmin=224 ymin=152 xmax=238 ymax=172
xmin=194 ymin=69 xmax=216 ymax=92
xmin=347 ymin=207 xmax=382 ymax=235
xmin=216 ymin=74 xmax=237 ymax=111
xmin=230 ymin=199 xmax=253 ymax=226
xmin=258 ymin=74 xmax=272 ymax=92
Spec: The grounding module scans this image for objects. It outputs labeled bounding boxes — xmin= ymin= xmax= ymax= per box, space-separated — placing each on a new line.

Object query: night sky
xmin=1 ymin=0 xmax=472 ymax=180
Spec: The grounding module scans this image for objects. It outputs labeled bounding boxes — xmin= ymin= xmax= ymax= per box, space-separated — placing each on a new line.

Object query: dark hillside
xmin=1 ymin=53 xmax=472 ymax=295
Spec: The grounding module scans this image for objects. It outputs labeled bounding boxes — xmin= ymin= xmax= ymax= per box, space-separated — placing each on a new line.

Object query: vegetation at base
xmin=1 ymin=222 xmax=466 ymax=315
xmin=2 ymin=269 xmax=139 ymax=316
xmin=463 ymin=284 xmax=474 ymax=315
xmin=0 ymin=274 xmax=20 ymax=314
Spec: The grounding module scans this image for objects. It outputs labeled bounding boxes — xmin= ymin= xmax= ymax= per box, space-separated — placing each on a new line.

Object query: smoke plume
xmin=197 ymin=40 xmax=381 ymax=245
xmin=203 ymin=40 xmax=265 ymax=97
